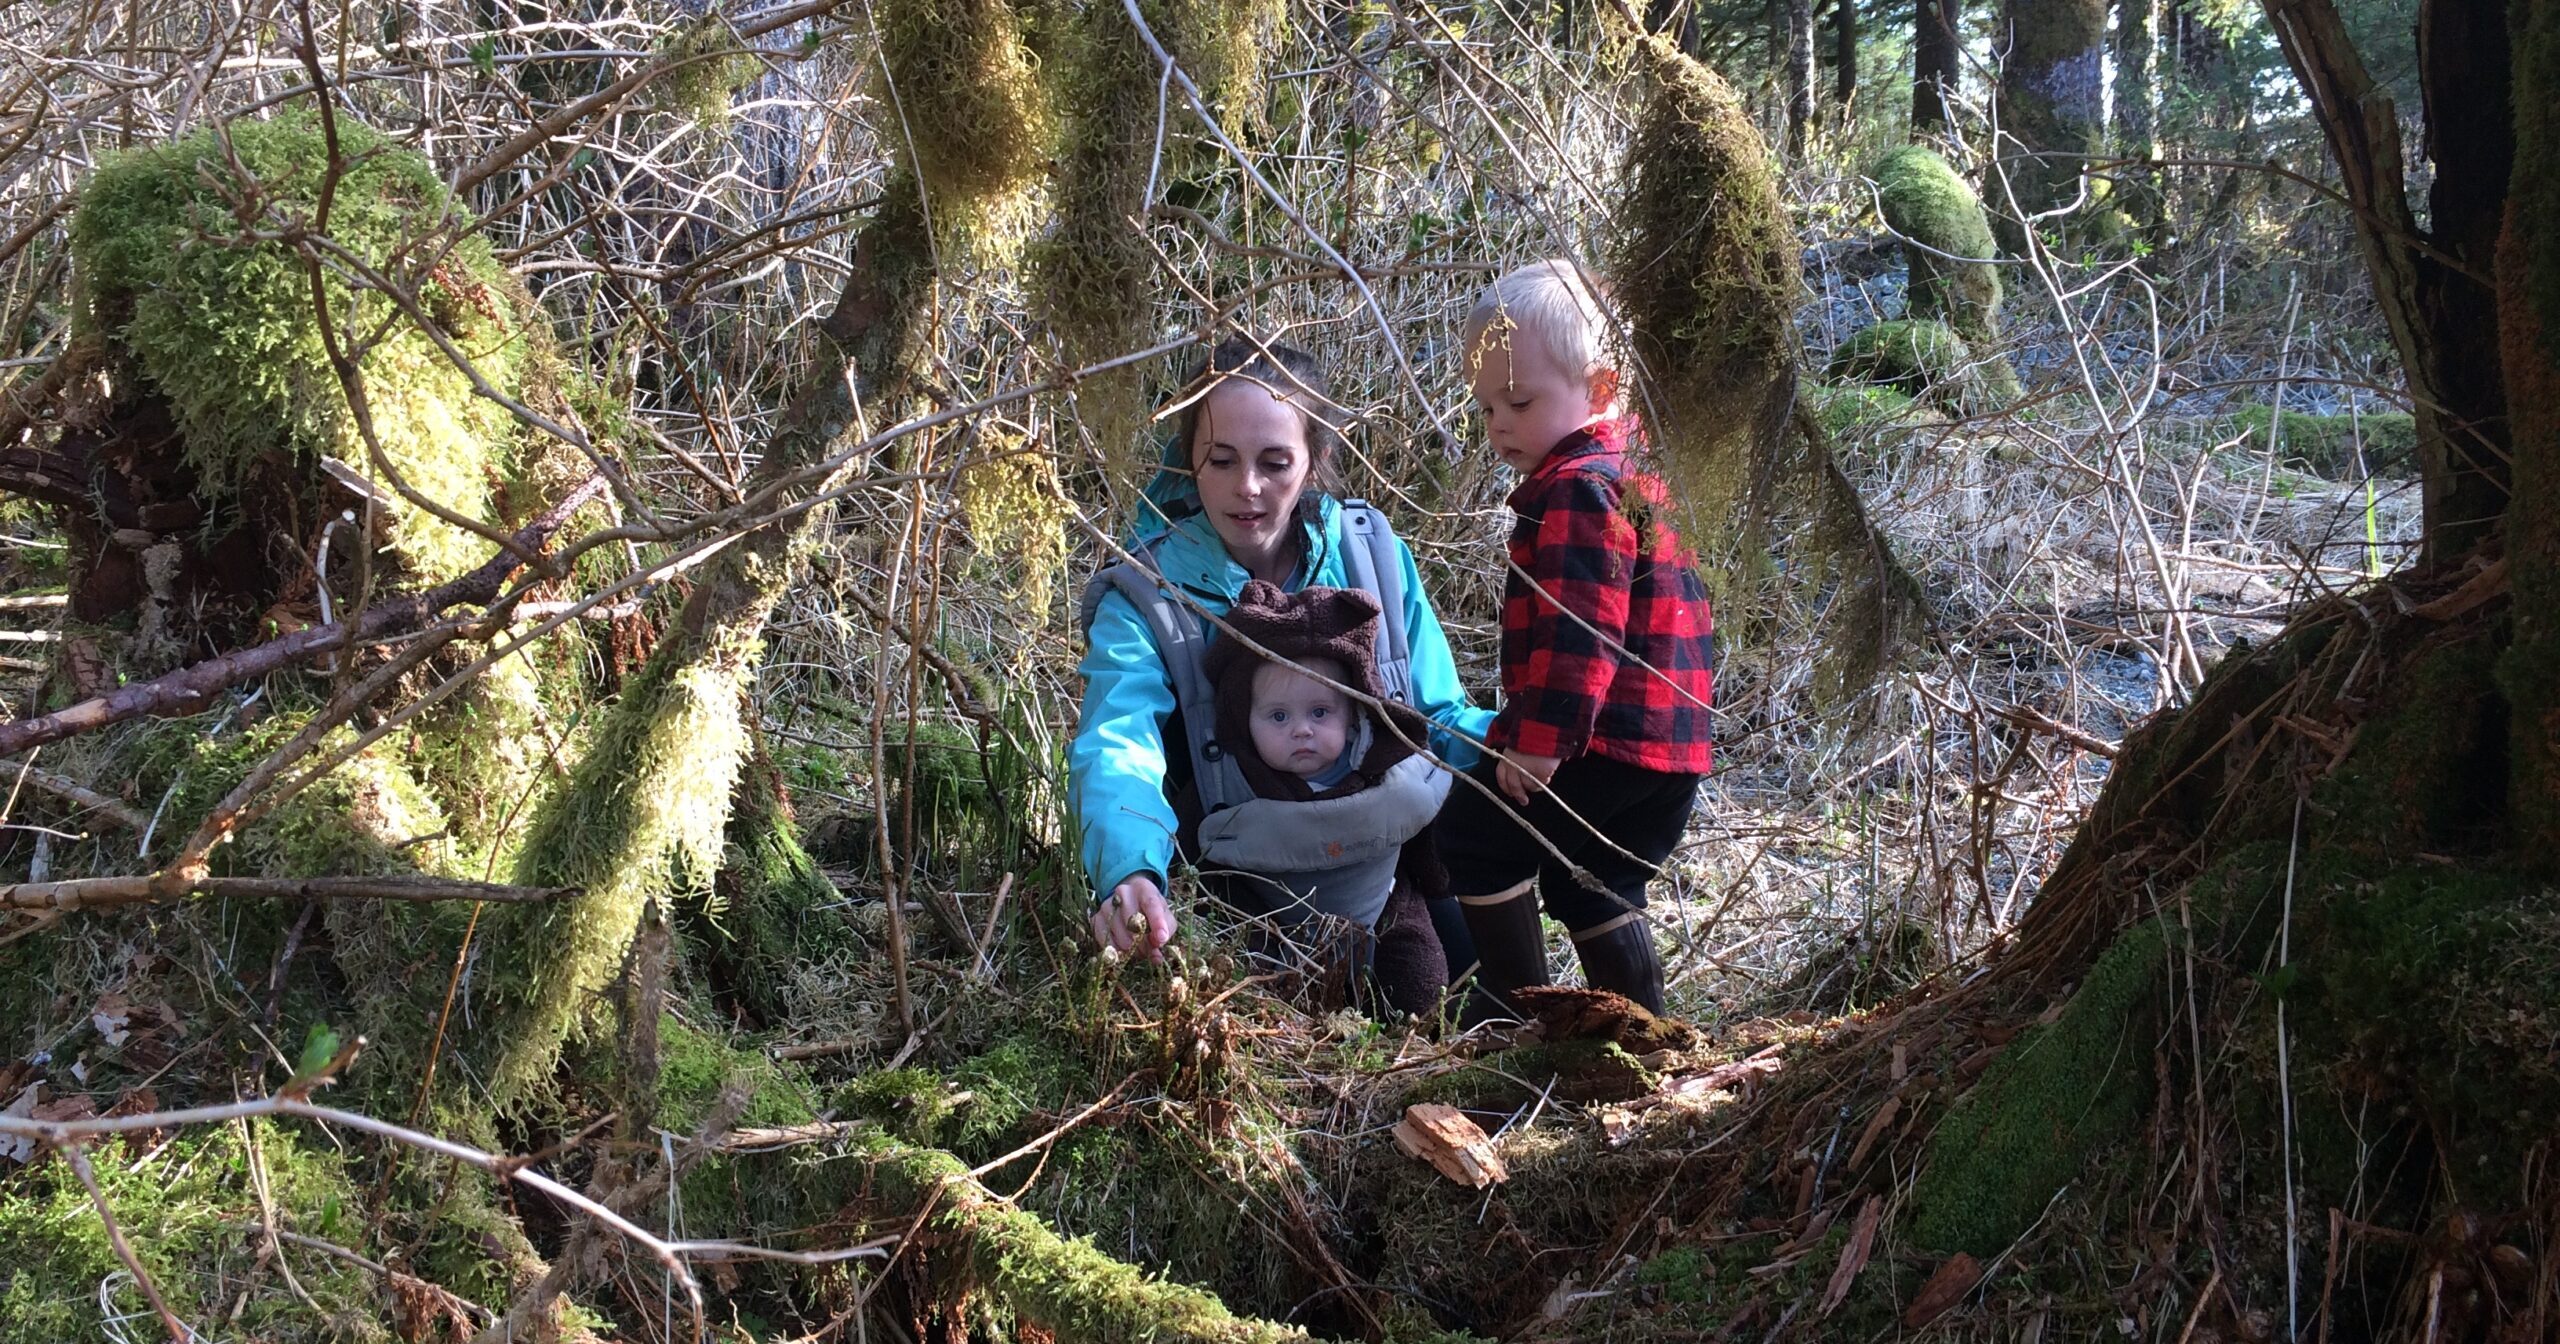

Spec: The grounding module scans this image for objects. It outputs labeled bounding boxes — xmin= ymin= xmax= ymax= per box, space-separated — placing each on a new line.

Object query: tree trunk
xmin=1994 ymin=0 xmax=2106 ymax=247
xmin=1783 ymin=0 xmax=1816 ymax=153
xmin=1913 ymin=0 xmax=1962 ymax=132
xmin=2417 ymin=0 xmax=2516 ymax=550
xmin=2504 ymin=0 xmax=2560 ymax=861
xmin=477 ymin=179 xmax=936 ymax=1102
xmin=1832 ymin=0 xmax=1858 ymax=107
xmin=2264 ymin=0 xmax=2511 ymax=562
xmin=2113 ymin=0 xmax=2161 ymax=232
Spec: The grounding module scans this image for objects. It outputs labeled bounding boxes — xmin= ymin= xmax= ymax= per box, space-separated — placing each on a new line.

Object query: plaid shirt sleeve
xmin=1492 ymin=469 xmax=1636 ymax=759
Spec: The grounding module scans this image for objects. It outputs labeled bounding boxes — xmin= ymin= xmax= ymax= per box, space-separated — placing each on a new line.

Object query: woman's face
xmin=1190 ymin=379 xmax=1316 ymax=577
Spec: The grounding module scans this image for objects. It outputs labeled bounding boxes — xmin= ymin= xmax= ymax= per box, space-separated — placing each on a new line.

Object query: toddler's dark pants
xmin=1434 ymin=751 xmax=1700 ymax=929
xmin=1432 ymin=752 xmax=1698 ymax=1015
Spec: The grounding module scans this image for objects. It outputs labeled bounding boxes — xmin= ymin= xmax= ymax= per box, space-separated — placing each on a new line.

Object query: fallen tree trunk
xmin=0 ymin=472 xmax=609 ymax=757
xmin=857 ymin=1141 xmax=1326 ymax=1344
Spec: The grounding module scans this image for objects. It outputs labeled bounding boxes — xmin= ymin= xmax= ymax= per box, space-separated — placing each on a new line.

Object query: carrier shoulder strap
xmin=1336 ymin=500 xmax=1415 ymax=703
xmin=1076 ymin=544 xmax=1251 ymax=814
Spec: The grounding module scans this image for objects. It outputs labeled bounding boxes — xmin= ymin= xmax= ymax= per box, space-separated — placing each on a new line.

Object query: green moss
xmin=480 ymin=644 xmax=755 ymax=1105
xmin=1827 ymin=319 xmax=2019 ymax=412
xmin=649 ymin=16 xmax=763 ymax=125
xmin=1874 ymin=145 xmax=2003 ymax=341
xmin=2313 ymin=631 xmax=2506 ymax=852
xmin=851 ymin=1139 xmax=1317 ymax=1344
xmin=1403 ymin=1039 xmax=1659 ymax=1109
xmin=72 ymin=110 xmax=524 ymax=581
xmin=0 ymin=1122 xmax=389 ymax=1342
xmin=1632 ymin=1245 xmax=1715 ymax=1304
xmin=693 ymin=762 xmax=861 ymax=1027
xmin=2231 ymin=405 xmax=2418 ymax=478
xmin=1030 ymin=0 xmax=1158 ymax=465
xmin=1910 ymin=918 xmax=2169 ymax=1256
xmin=1804 ymin=382 xmax=1924 ymax=442
xmin=2295 ymin=864 xmax=2560 ymax=1204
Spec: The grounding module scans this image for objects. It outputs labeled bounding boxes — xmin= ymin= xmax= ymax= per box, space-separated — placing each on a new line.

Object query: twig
xmin=0 ymin=761 xmax=149 ymax=830
xmin=64 ymin=1141 xmax=195 ymax=1344
xmin=0 ymin=873 xmax=580 ymax=913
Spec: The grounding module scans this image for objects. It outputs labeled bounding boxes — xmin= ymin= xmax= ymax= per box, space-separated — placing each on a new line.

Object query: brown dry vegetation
xmin=0 ymin=0 xmax=2547 ymax=1341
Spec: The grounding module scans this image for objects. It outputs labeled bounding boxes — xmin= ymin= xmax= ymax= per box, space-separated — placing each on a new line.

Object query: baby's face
xmin=1247 ymin=659 xmax=1351 ymax=778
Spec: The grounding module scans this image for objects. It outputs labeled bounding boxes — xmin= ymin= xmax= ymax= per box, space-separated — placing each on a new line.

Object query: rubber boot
xmin=1455 ymin=880 xmax=1549 ymax=1025
xmin=1571 ymin=915 xmax=1665 ymax=1015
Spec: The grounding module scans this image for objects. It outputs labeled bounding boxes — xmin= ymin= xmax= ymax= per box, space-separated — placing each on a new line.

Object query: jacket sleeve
xmin=1067 ymin=586 xmax=1180 ymax=905
xmin=1494 ymin=470 xmax=1633 ymax=759
xmin=1393 ymin=534 xmax=1496 ymax=772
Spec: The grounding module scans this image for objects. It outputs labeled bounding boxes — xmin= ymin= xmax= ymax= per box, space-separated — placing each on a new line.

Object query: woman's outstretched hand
xmin=1090 ymin=873 xmax=1174 ymax=963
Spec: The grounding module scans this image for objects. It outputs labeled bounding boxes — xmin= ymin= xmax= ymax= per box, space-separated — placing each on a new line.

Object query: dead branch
xmin=2 ymin=761 xmax=149 ymax=830
xmin=65 ymin=1141 xmax=194 ymax=1344
xmin=0 ymin=873 xmax=579 ymax=913
xmin=0 ymin=473 xmax=607 ymax=758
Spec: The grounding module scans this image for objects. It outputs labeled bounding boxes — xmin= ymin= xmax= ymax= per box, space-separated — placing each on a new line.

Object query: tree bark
xmin=1914 ymin=0 xmax=1962 ymax=132
xmin=1832 ymin=0 xmax=1858 ymax=107
xmin=2503 ymin=0 xmax=2560 ymax=860
xmin=1783 ymin=0 xmax=1816 ymax=153
xmin=2114 ymin=0 xmax=2161 ymax=232
xmin=1994 ymin=0 xmax=2106 ymax=246
xmin=2263 ymin=0 xmax=2511 ymax=562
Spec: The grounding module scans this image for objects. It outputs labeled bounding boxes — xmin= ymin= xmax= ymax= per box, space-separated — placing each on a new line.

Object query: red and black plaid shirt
xmin=1488 ymin=419 xmax=1716 ymax=773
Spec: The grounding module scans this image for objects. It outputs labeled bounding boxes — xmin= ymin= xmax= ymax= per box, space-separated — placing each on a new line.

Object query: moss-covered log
xmin=62 ymin=113 xmax=566 ymax=667
xmin=1874 ymin=146 xmax=2002 ymax=342
xmin=858 ymin=1141 xmax=1324 ymax=1343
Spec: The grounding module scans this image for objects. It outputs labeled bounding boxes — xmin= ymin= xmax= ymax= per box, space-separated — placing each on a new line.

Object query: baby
xmin=1243 ymin=654 xmax=1359 ymax=789
xmin=1197 ymin=580 xmax=1452 ymax=1016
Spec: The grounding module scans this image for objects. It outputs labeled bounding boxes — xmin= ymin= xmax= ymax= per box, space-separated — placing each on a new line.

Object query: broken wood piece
xmin=1392 ymin=1102 xmax=1508 ymax=1188
xmin=1902 ymin=1251 xmax=1983 ymax=1328
xmin=1818 ymin=1194 xmax=1881 ymax=1316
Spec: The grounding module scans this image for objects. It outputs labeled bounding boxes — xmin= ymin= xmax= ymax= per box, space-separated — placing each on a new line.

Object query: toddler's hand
xmin=1496 ymin=750 xmax=1562 ymax=805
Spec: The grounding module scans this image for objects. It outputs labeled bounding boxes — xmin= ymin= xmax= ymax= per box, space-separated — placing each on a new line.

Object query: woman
xmin=1071 ymin=336 xmax=1494 ymax=969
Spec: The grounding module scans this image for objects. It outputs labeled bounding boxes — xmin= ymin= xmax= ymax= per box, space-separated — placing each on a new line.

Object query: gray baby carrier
xmin=1076 ymin=502 xmax=1452 ymax=929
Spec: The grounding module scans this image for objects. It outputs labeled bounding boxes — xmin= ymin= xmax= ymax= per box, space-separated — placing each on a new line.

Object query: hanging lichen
xmin=1164 ymin=0 xmax=1284 ymax=129
xmin=1605 ymin=29 xmax=1800 ymax=556
xmin=875 ymin=0 xmax=1054 ymax=222
xmin=70 ymin=111 xmax=526 ymax=582
xmin=649 ymin=15 xmax=764 ymax=127
xmin=958 ymin=430 xmax=1075 ymax=618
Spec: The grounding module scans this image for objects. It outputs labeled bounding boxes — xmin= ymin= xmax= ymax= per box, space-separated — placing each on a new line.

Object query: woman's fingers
xmin=1092 ymin=877 xmax=1174 ymax=961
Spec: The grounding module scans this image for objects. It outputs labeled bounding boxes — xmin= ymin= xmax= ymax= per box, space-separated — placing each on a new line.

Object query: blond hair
xmin=1461 ymin=258 xmax=1618 ymax=384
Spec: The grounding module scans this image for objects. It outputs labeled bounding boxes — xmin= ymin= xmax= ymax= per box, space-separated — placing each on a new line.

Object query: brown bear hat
xmin=1203 ymin=580 xmax=1428 ymax=801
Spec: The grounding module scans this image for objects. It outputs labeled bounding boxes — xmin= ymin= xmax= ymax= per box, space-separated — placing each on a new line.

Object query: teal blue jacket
xmin=1069 ymin=494 xmax=1494 ymax=904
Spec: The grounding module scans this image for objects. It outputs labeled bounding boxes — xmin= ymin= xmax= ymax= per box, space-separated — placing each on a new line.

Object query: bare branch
xmin=0 ymin=873 xmax=579 ymax=913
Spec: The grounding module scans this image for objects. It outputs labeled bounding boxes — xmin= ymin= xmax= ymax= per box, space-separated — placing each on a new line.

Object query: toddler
xmin=1430 ymin=259 xmax=1717 ymax=1018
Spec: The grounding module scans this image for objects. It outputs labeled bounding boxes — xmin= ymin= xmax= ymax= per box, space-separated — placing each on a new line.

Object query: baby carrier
xmin=1076 ymin=502 xmax=1452 ymax=930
